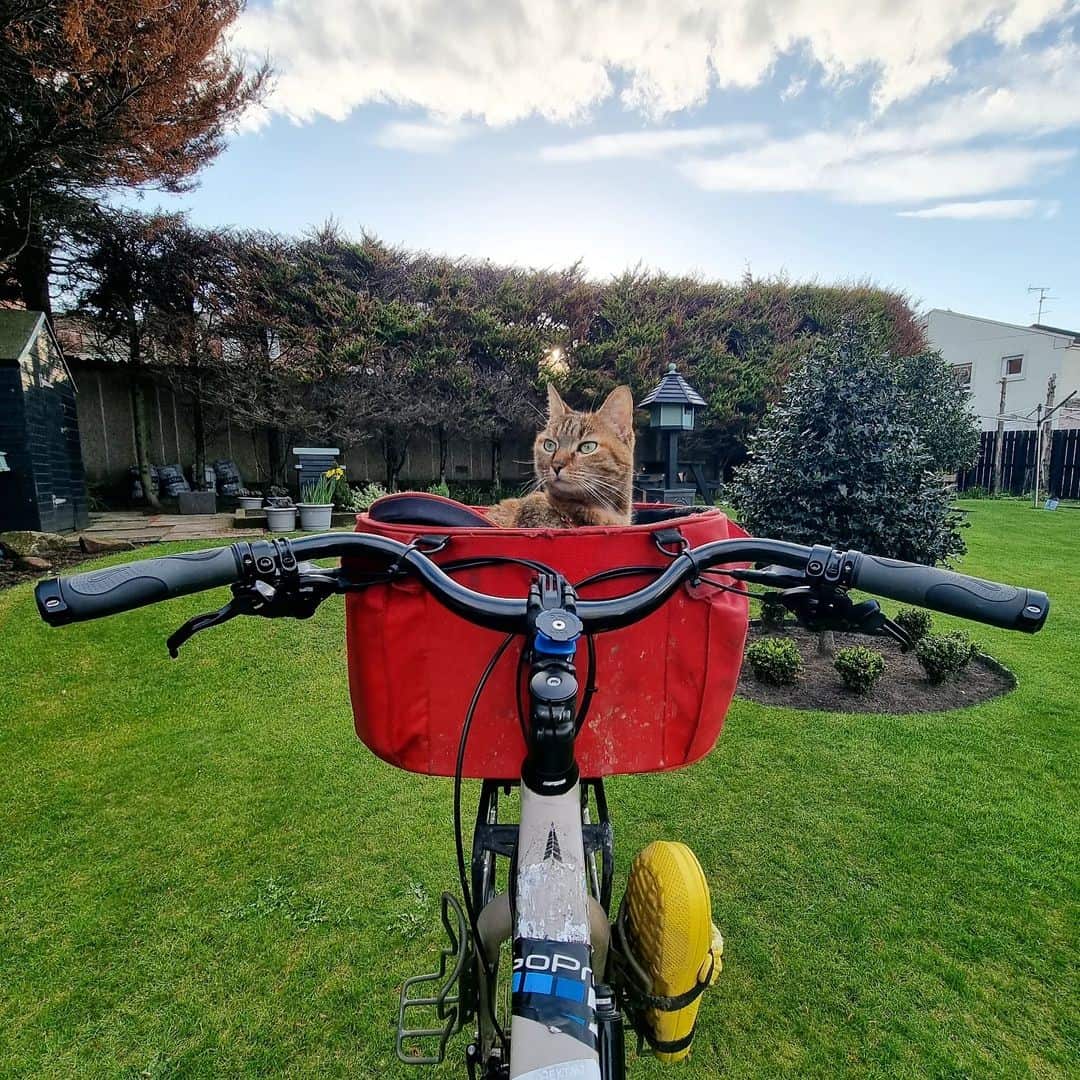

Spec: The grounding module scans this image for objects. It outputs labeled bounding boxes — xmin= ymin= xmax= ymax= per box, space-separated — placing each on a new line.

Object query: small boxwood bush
xmin=895 ymin=606 xmax=933 ymax=642
xmin=945 ymin=629 xmax=979 ymax=666
xmin=759 ymin=593 xmax=787 ymax=630
xmin=915 ymin=630 xmax=978 ymax=684
xmin=745 ymin=638 xmax=802 ymax=686
xmin=834 ymin=646 xmax=886 ymax=693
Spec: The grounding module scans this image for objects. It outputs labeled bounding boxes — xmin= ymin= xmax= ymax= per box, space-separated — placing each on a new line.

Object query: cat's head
xmin=534 ymin=384 xmax=636 ymax=507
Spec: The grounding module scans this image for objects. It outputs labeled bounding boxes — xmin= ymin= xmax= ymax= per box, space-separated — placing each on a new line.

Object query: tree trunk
xmin=130 ymin=376 xmax=161 ymax=510
xmin=192 ymin=371 xmax=207 ymax=490
xmin=383 ymin=429 xmax=409 ymax=491
xmin=250 ymin=428 xmax=263 ymax=484
xmin=13 ymin=223 xmax=52 ymax=318
xmin=817 ymin=630 xmax=836 ymax=657
xmin=267 ymin=427 xmax=286 ymax=487
xmin=491 ymin=437 xmax=502 ymax=496
xmin=127 ymin=315 xmax=161 ymax=510
xmin=437 ymin=423 xmax=449 ymax=485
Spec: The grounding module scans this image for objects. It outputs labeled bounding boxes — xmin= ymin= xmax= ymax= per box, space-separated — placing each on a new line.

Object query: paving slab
xmin=84 ymin=512 xmax=254 ymax=543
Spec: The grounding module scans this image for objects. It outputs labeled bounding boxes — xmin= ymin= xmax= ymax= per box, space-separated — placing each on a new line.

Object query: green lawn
xmin=0 ymin=499 xmax=1076 ymax=1079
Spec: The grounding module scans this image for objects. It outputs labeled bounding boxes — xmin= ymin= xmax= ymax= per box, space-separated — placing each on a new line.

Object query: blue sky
xmin=142 ymin=1 xmax=1079 ymax=329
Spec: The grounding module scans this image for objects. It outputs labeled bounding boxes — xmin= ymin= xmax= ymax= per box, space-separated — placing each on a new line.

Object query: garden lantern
xmin=637 ymin=363 xmax=706 ymax=503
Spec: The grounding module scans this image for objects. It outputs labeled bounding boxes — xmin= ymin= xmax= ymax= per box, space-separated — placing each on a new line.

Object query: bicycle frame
xmin=468 ymin=575 xmax=610 ymax=1079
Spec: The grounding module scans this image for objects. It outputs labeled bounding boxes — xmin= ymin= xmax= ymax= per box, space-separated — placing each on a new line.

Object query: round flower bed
xmin=736 ymin=622 xmax=1015 ymax=714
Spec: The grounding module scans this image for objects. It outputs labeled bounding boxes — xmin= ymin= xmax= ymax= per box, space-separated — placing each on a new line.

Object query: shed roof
xmin=638 ymin=363 xmax=707 ymax=408
xmin=0 ymin=310 xmax=44 ymax=361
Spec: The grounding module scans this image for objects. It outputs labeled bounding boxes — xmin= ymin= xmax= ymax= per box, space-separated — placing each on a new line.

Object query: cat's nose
xmin=552 ymin=464 xmax=564 ymax=477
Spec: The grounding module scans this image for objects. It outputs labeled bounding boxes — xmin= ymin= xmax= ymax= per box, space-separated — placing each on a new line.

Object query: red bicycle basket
xmin=345 ymin=503 xmax=749 ymax=778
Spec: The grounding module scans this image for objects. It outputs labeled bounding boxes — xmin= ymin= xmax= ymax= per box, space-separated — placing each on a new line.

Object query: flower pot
xmin=298 ymin=503 xmax=334 ymax=531
xmin=264 ymin=506 xmax=296 ymax=532
xmin=237 ymin=495 xmax=263 ymax=511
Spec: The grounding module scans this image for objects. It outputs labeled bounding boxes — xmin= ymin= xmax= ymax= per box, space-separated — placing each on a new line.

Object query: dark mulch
xmin=736 ymin=622 xmax=1015 ymax=714
xmin=0 ymin=549 xmax=91 ymax=593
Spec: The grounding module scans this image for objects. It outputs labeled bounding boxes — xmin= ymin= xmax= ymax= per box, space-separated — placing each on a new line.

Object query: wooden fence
xmin=957 ymin=429 xmax=1080 ymax=498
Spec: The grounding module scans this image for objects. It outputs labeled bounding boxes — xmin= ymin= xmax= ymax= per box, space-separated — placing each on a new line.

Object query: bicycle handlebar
xmin=848 ymin=554 xmax=1048 ymax=633
xmin=34 ymin=546 xmax=243 ymax=624
xmin=34 ymin=532 xmax=1050 ymax=636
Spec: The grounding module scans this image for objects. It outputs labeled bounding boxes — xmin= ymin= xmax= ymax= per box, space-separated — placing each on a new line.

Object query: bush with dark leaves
xmin=915 ymin=631 xmax=978 ymax=684
xmin=895 ymin=607 xmax=933 ymax=642
xmin=834 ymin=646 xmax=886 ymax=693
xmin=731 ymin=329 xmax=971 ymax=567
xmin=759 ymin=593 xmax=788 ymax=630
xmin=745 ymin=638 xmax=802 ymax=686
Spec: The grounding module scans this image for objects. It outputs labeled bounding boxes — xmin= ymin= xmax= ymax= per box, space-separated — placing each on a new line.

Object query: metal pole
xmin=991 ymin=377 xmax=1008 ymax=495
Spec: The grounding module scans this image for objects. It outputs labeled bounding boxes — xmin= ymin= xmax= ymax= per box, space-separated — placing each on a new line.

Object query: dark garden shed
xmin=0 ymin=310 xmax=88 ymax=533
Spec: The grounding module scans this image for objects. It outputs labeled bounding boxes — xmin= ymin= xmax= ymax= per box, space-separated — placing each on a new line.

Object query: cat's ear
xmin=597 ymin=385 xmax=634 ymax=441
xmin=547 ymin=382 xmax=568 ymax=420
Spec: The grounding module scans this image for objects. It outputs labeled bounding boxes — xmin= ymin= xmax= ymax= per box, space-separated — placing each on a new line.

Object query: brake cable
xmin=453 ymin=633 xmax=516 ymax=1055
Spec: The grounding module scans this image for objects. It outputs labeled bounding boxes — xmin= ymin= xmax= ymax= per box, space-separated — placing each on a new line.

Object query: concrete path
xmin=83 ymin=512 xmax=252 ymax=543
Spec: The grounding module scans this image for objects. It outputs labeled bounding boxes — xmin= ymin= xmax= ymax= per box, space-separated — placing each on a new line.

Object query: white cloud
xmin=374 ymin=120 xmax=475 ymax=152
xmin=235 ymin=1 xmax=1074 ymax=128
xmin=780 ymin=76 xmax=808 ymax=102
xmin=683 ymin=142 xmax=1074 ymax=203
xmin=539 ymin=125 xmax=766 ymax=162
xmin=677 ymin=37 xmax=1080 ymax=204
xmin=897 ymin=198 xmax=1060 ymax=218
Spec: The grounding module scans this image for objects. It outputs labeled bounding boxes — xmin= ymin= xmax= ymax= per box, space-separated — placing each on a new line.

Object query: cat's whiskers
xmin=581 ymin=472 xmax=624 ymax=495
xmin=579 ymin=472 xmax=627 ymax=505
xmin=573 ymin=473 xmax=619 ymax=512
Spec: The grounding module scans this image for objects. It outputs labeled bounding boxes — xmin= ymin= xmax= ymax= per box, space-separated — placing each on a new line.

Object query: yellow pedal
xmin=624 ymin=841 xmax=721 ymax=1062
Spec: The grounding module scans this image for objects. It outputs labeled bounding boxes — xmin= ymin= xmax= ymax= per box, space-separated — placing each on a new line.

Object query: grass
xmin=0 ymin=499 xmax=1076 ymax=1078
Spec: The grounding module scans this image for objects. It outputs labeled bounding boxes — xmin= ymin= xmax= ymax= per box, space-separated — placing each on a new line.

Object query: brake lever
xmin=165 ymin=583 xmax=271 ymax=658
xmin=778 ymin=587 xmax=914 ymax=650
xmin=878 ymin=614 xmax=914 ymax=651
xmin=166 ymin=570 xmax=343 ymax=657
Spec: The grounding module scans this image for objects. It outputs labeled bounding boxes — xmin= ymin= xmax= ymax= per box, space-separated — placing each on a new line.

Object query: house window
xmin=952 ymin=363 xmax=972 ymax=387
xmin=1002 ymin=354 xmax=1024 ymax=378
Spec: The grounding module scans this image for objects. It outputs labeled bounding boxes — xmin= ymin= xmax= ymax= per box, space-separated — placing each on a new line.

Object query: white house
xmin=924 ymin=309 xmax=1080 ymax=431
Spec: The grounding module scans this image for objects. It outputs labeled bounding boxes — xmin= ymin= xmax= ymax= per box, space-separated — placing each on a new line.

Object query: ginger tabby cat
xmin=486 ymin=384 xmax=635 ymax=528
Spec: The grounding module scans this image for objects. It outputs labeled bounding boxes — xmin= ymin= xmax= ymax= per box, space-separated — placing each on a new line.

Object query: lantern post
xmin=637 ymin=364 xmax=706 ymax=504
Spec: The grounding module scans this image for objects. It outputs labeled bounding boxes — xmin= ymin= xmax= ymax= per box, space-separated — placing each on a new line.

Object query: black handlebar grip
xmin=851 ymin=554 xmax=1049 ymax=633
xmin=35 ymin=546 xmax=242 ymax=626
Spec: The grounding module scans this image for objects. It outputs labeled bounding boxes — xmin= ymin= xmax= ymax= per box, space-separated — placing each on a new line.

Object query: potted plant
xmin=236 ymin=487 xmax=263 ymax=512
xmin=264 ymin=495 xmax=296 ymax=532
xmin=298 ymin=467 xmax=342 ymax=531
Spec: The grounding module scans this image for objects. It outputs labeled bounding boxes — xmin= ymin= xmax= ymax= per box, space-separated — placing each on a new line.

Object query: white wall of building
xmin=925 ymin=309 xmax=1080 ymax=431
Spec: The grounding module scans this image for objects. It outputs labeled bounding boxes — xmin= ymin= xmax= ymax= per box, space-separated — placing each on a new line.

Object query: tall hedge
xmin=66 ymin=216 xmax=927 ymax=483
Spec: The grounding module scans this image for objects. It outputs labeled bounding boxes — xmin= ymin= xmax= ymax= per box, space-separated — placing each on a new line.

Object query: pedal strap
xmin=641 ymin=1027 xmax=697 ymax=1055
xmin=635 ymin=951 xmax=715 ymax=1013
xmin=610 ymin=902 xmax=717 ymax=1013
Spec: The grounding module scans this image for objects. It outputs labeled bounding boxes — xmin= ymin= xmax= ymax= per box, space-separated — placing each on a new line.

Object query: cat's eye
xmin=578 ymin=440 xmax=598 ymax=454
xmin=542 ymin=439 xmax=558 ymax=453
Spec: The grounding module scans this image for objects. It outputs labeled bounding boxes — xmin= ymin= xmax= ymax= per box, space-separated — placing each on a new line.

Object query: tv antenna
xmin=1028 ymin=285 xmax=1057 ymax=323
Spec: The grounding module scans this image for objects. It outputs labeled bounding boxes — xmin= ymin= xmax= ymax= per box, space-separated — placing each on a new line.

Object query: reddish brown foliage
xmin=1 ymin=0 xmax=267 ymax=193
xmin=0 ymin=0 xmax=267 ymax=309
